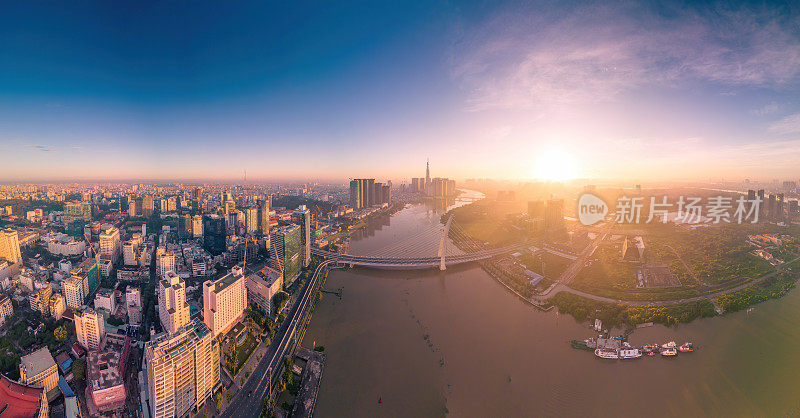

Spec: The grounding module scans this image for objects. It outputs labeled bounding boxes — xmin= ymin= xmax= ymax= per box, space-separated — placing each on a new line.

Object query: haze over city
xmin=2 ymin=0 xmax=800 ymax=182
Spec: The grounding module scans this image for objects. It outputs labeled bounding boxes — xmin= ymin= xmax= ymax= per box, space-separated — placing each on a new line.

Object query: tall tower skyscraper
xmin=425 ymin=158 xmax=431 ymax=195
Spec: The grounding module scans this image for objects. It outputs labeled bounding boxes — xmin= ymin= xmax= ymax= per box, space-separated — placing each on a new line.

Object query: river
xmin=301 ymin=190 xmax=800 ymax=417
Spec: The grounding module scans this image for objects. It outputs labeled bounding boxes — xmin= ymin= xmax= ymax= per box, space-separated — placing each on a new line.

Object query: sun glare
xmin=532 ymin=149 xmax=579 ymax=182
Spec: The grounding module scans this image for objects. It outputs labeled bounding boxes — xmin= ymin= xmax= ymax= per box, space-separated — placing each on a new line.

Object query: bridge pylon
xmin=438 ymin=214 xmax=453 ymax=270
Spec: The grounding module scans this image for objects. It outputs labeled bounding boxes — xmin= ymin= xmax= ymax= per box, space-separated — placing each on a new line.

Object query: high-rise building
xmin=74 ymin=306 xmax=106 ymax=351
xmin=156 ymin=247 xmax=176 ymax=278
xmin=145 ymin=319 xmax=220 ymax=418
xmin=0 ymin=228 xmax=22 ymax=265
xmin=63 ymin=275 xmax=85 ymax=309
xmin=0 ymin=295 xmax=14 ymax=327
xmin=258 ymin=198 xmax=271 ymax=236
xmin=203 ymin=215 xmax=226 ymax=256
xmin=50 ymin=294 xmax=66 ymax=320
xmin=202 ymin=269 xmax=247 ymax=337
xmin=349 ymin=179 xmax=362 ymax=209
xmin=192 ymin=215 xmax=203 ymax=238
xmin=244 ymin=206 xmax=259 ymax=234
xmin=143 ymin=195 xmax=155 ymax=217
xmin=64 ymin=201 xmax=92 ymax=236
xmin=128 ymin=199 xmax=138 ymax=217
xmin=158 ymin=271 xmax=190 ymax=334
xmin=99 ymin=227 xmax=121 ymax=264
xmin=293 ymin=205 xmax=311 ymax=268
xmin=545 ymin=199 xmax=565 ymax=231
xmin=425 ymin=158 xmax=431 ymax=195
xmin=270 ymin=224 xmax=302 ymax=286
xmin=245 ymin=266 xmax=283 ymax=315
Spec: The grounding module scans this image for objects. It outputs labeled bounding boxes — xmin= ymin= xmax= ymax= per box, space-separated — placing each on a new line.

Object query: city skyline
xmin=2 ymin=1 xmax=800 ymax=182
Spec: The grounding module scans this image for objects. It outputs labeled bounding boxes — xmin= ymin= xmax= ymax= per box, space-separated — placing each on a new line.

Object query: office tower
xmin=128 ymin=199 xmax=138 ymax=217
xmin=258 ymin=199 xmax=271 ymax=252
xmin=202 ymin=215 xmax=226 ymax=256
xmin=158 ymin=271 xmax=190 ymax=334
xmin=99 ymin=227 xmax=121 ymax=264
xmin=156 ymin=247 xmax=175 ymax=279
xmin=202 ymin=270 xmax=247 ymax=336
xmin=366 ymin=179 xmax=375 ymax=207
xmin=747 ymin=189 xmax=756 ymax=201
xmin=293 ymin=205 xmax=311 ymax=268
xmin=160 ymin=198 xmax=168 ymax=213
xmin=545 ymin=199 xmax=565 ymax=231
xmin=193 ymin=187 xmax=202 ymax=209
xmin=192 ymin=215 xmax=203 ymax=238
xmin=349 ymin=179 xmax=362 ymax=209
xmin=244 ymin=206 xmax=258 ymax=234
xmin=64 ymin=201 xmax=92 ymax=236
xmin=143 ymin=195 xmax=155 ymax=217
xmin=246 ymin=266 xmax=283 ymax=315
xmin=74 ymin=306 xmax=106 ymax=351
xmin=167 ymin=196 xmax=178 ymax=212
xmin=63 ymin=275 xmax=85 ymax=309
xmin=528 ymin=201 xmax=546 ymax=219
xmin=382 ymin=184 xmax=391 ymax=204
xmin=270 ymin=224 xmax=302 ymax=286
xmin=145 ymin=319 xmax=220 ymax=418
xmin=0 ymin=228 xmax=22 ymax=265
xmin=94 ymin=288 xmax=116 ymax=312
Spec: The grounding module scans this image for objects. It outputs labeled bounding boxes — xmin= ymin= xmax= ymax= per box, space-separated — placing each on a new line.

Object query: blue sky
xmin=2 ymin=1 xmax=800 ymax=182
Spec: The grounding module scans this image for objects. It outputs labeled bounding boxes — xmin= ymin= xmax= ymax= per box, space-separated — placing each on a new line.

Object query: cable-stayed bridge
xmin=312 ymin=215 xmax=526 ymax=270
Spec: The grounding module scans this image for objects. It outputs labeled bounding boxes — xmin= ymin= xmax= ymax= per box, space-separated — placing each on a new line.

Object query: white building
xmin=245 ymin=266 xmax=283 ymax=315
xmin=156 ymin=247 xmax=175 ymax=279
xmin=202 ymin=269 xmax=246 ymax=337
xmin=158 ymin=271 xmax=189 ymax=334
xmin=145 ymin=320 xmax=220 ymax=418
xmin=63 ymin=275 xmax=85 ymax=309
xmin=99 ymin=227 xmax=121 ymax=264
xmin=75 ymin=306 xmax=106 ymax=351
xmin=94 ymin=288 xmax=116 ymax=313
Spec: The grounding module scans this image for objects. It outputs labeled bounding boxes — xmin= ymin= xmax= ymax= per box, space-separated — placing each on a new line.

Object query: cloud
xmin=750 ymin=102 xmax=780 ymax=116
xmin=769 ymin=112 xmax=800 ymax=135
xmin=28 ymin=144 xmax=52 ymax=152
xmin=450 ymin=2 xmax=800 ymax=111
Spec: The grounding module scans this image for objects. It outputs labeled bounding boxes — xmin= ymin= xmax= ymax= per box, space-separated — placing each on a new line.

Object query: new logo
xmin=577 ymin=193 xmax=608 ymax=226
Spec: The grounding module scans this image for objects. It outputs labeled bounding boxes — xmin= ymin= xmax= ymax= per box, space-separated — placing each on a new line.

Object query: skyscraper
xmin=349 ymin=179 xmax=362 ymax=209
xmin=99 ymin=227 xmax=121 ymax=264
xmin=244 ymin=206 xmax=259 ymax=234
xmin=202 ymin=215 xmax=226 ymax=256
xmin=425 ymin=158 xmax=431 ymax=195
xmin=203 ymin=270 xmax=247 ymax=336
xmin=158 ymin=271 xmax=190 ymax=334
xmin=0 ymin=228 xmax=22 ymax=266
xmin=74 ymin=306 xmax=106 ymax=351
xmin=143 ymin=195 xmax=155 ymax=217
xmin=64 ymin=201 xmax=92 ymax=236
xmin=145 ymin=319 xmax=220 ymax=418
xmin=270 ymin=224 xmax=302 ymax=287
xmin=293 ymin=205 xmax=311 ymax=268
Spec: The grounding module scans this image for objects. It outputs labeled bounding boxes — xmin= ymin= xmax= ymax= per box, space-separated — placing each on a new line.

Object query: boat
xmin=661 ymin=341 xmax=677 ymax=349
xmin=678 ymin=342 xmax=694 ymax=352
xmin=642 ymin=344 xmax=659 ymax=353
xmin=619 ymin=348 xmax=642 ymax=359
xmin=571 ymin=338 xmax=596 ymax=350
xmin=661 ymin=347 xmax=678 ymax=357
xmin=594 ymin=348 xmax=619 ymax=359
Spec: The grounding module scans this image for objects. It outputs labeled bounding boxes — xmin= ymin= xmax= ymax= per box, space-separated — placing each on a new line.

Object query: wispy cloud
xmin=28 ymin=144 xmax=52 ymax=152
xmin=750 ymin=102 xmax=780 ymax=116
xmin=769 ymin=112 xmax=800 ymax=135
xmin=450 ymin=2 xmax=800 ymax=111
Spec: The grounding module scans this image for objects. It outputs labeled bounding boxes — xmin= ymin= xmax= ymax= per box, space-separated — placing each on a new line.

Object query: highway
xmin=220 ymin=259 xmax=334 ymax=418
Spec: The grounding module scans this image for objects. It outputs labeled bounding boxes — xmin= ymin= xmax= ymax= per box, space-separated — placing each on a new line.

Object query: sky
xmin=1 ymin=0 xmax=800 ymax=183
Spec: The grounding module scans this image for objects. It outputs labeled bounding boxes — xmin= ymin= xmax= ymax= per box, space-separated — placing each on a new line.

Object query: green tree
xmin=54 ymin=324 xmax=68 ymax=342
xmin=72 ymin=359 xmax=86 ymax=381
xmin=261 ymin=396 xmax=275 ymax=418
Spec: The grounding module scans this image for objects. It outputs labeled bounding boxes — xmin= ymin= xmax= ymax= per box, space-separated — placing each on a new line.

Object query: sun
xmin=532 ymin=149 xmax=580 ymax=181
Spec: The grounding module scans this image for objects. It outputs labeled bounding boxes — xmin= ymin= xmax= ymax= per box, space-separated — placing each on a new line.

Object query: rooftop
xmin=0 ymin=375 xmax=43 ymax=418
xmin=88 ymin=334 xmax=127 ymax=391
xmin=20 ymin=347 xmax=56 ymax=378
